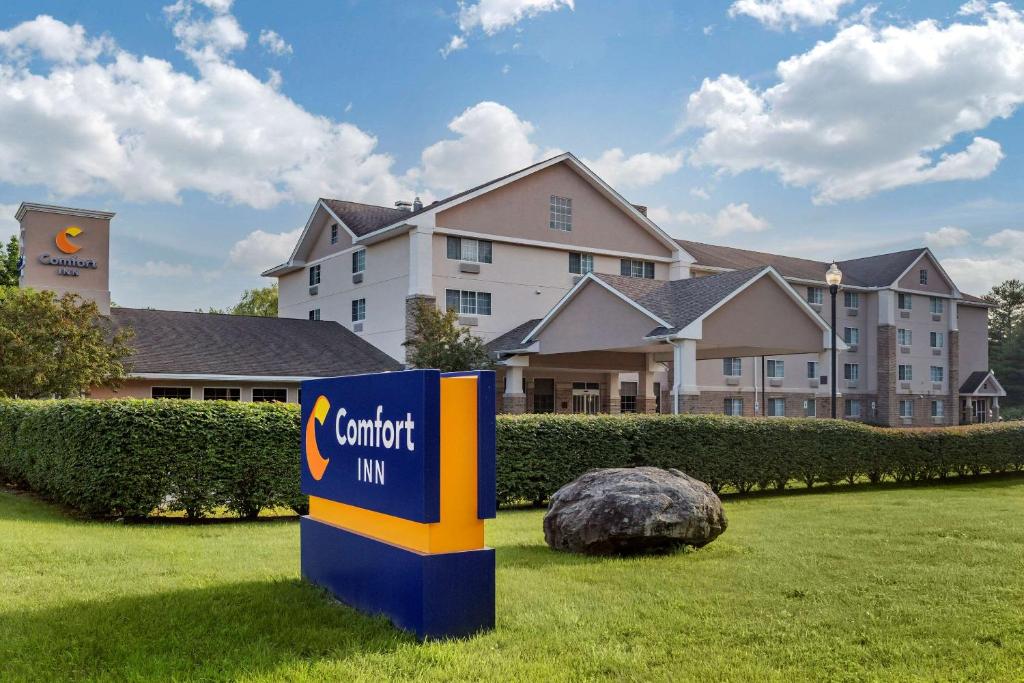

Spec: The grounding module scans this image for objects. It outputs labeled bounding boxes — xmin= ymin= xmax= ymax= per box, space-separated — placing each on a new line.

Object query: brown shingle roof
xmin=109 ymin=308 xmax=401 ymax=377
xmin=485 ymin=318 xmax=542 ymax=357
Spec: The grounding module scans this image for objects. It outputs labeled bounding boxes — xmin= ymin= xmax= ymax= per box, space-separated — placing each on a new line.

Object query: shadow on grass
xmin=0 ymin=579 xmax=414 ymax=681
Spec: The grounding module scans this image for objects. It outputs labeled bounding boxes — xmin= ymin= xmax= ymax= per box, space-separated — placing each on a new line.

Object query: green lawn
xmin=2 ymin=479 xmax=1024 ymax=682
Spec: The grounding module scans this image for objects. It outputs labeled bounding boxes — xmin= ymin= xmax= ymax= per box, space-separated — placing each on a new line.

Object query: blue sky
xmin=1 ymin=0 xmax=1022 ymax=310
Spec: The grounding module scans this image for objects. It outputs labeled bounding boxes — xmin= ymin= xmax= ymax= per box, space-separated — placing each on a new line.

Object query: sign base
xmin=301 ymin=516 xmax=495 ymax=640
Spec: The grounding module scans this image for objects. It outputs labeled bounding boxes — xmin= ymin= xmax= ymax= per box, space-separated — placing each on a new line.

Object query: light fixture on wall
xmin=825 ymin=262 xmax=843 ymax=419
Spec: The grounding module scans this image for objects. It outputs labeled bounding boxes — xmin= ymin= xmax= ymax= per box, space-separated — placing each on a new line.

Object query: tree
xmin=986 ymin=279 xmax=1024 ymax=408
xmin=204 ymin=284 xmax=278 ymax=317
xmin=0 ymin=288 xmax=133 ymax=399
xmin=403 ymin=299 xmax=493 ymax=372
xmin=0 ymin=236 xmax=19 ymax=287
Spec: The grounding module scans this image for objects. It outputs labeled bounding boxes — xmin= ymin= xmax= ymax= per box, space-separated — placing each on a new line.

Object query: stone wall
xmin=948 ymin=330 xmax=960 ymax=426
xmin=403 ymin=294 xmax=436 ymax=366
xmin=875 ymin=324 xmax=897 ymax=426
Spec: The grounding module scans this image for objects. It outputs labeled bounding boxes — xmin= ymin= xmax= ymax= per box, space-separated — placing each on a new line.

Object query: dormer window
xmin=550 ymin=195 xmax=572 ymax=231
xmin=919 ymin=269 xmax=928 ymax=285
xmin=330 ymin=223 xmax=339 ymax=245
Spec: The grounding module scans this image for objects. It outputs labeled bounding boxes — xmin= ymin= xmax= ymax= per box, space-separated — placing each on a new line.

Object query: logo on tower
xmin=55 ymin=226 xmax=83 ymax=254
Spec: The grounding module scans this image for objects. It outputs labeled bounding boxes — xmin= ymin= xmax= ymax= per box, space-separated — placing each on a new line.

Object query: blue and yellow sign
xmin=300 ymin=369 xmax=496 ymax=639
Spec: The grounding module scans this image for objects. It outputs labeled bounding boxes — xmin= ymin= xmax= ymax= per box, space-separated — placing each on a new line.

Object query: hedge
xmin=0 ymin=399 xmax=303 ymax=518
xmin=1 ymin=400 xmax=1022 ymax=518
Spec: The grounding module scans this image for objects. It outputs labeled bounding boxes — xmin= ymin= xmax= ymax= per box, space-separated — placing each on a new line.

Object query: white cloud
xmin=445 ymin=0 xmax=573 ymax=54
xmin=582 ymin=148 xmax=684 ymax=190
xmin=258 ymin=29 xmax=292 ymax=56
xmin=984 ymin=229 xmax=1024 ymax=256
xmin=164 ymin=0 xmax=246 ymax=61
xmin=650 ymin=202 xmax=770 ymax=237
xmin=685 ymin=6 xmax=1024 ymax=203
xmin=229 ymin=227 xmax=302 ymax=271
xmin=0 ymin=14 xmax=113 ymax=63
xmin=924 ymin=226 xmax=972 ymax=249
xmin=942 ymin=256 xmax=1020 ymax=295
xmin=0 ymin=203 xmax=19 ymax=241
xmin=690 ymin=186 xmax=710 ymax=200
xmin=728 ymin=0 xmax=854 ymax=30
xmin=414 ymin=101 xmax=545 ymax=194
xmin=119 ymin=260 xmax=194 ymax=277
xmin=0 ymin=12 xmax=412 ymax=209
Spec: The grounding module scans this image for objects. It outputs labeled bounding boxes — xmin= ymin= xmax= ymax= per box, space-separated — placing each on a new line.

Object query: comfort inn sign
xmin=300 ymin=369 xmax=496 ymax=639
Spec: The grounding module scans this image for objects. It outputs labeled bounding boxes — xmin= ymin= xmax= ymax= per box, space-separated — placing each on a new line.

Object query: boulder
xmin=543 ymin=467 xmax=727 ymax=555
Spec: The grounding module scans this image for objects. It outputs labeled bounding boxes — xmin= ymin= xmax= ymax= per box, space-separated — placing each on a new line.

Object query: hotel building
xmin=264 ymin=153 xmax=1004 ymax=426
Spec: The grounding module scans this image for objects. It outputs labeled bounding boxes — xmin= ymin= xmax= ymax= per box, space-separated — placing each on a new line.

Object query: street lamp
xmin=825 ymin=262 xmax=843 ymax=418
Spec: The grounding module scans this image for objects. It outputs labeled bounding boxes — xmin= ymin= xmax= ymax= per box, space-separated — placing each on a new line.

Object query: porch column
xmin=639 ymin=353 xmax=658 ymax=414
xmin=606 ymin=373 xmax=621 ymax=414
xmin=671 ymin=339 xmax=698 ymax=414
xmin=501 ymin=358 xmax=528 ymax=414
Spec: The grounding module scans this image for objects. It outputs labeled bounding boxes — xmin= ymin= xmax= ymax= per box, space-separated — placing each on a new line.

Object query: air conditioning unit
xmin=931 ymin=313 xmax=942 ymax=322
xmin=308 ymin=285 xmax=318 ymax=296
xmin=353 ymin=322 xmax=363 ymax=332
xmin=352 ymin=273 xmax=363 ymax=284
xmin=846 ymin=308 xmax=858 ymax=316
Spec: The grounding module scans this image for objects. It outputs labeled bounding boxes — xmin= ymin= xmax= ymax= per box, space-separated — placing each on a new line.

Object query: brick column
xmin=404 ymin=294 xmax=436 ymax=366
xmin=876 ymin=324 xmax=897 ymax=426
xmin=947 ymin=330 xmax=960 ymax=426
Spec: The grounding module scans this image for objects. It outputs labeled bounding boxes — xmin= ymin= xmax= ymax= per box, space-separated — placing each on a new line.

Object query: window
xmin=919 ymin=269 xmax=928 ymax=285
xmin=252 ymin=388 xmax=288 ymax=403
xmin=445 ymin=289 xmax=492 ymax=315
xmin=804 ymin=399 xmax=816 ymax=417
xmin=330 ymin=223 xmax=339 ymax=245
xmin=352 ymin=249 xmax=366 ymax=273
xmin=203 ymin=387 xmax=240 ymax=401
xmin=550 ymin=195 xmax=572 ymax=231
xmin=931 ymin=400 xmax=944 ymax=418
xmin=844 ymin=363 xmax=860 ymax=382
xmin=532 ymin=378 xmax=555 ymax=414
xmin=724 ymin=398 xmax=744 ymax=416
xmin=351 ymin=298 xmax=366 ymax=322
xmin=843 ymin=327 xmax=860 ymax=346
xmin=309 ymin=309 xmax=320 ymax=320
xmin=806 ymin=287 xmax=824 ymax=305
xmin=620 ymin=259 xmax=655 ymax=279
xmin=898 ymin=292 xmax=912 ymax=310
xmin=844 ymin=291 xmax=860 ymax=308
xmin=766 ymin=359 xmax=784 ymax=378
xmin=152 ymin=387 xmax=191 ymax=400
xmin=620 ymin=382 xmax=638 ymax=413
xmin=568 ymin=252 xmax=594 ymax=275
xmin=723 ymin=357 xmax=742 ymax=377
xmin=845 ymin=399 xmax=862 ymax=418
xmin=767 ymin=398 xmax=786 ymax=417
xmin=899 ymin=399 xmax=914 ymax=418
xmin=930 ymin=297 xmax=944 ymax=314
xmin=807 ymin=361 xmax=818 ymax=379
xmin=899 ymin=364 xmax=913 ymax=381
xmin=308 ymin=264 xmax=321 ymax=286
xmin=930 ymin=366 xmax=944 ymax=382
xmin=930 ymin=331 xmax=944 ymax=348
xmin=897 ymin=328 xmax=912 ymax=346
xmin=446 ymin=236 xmax=492 ymax=264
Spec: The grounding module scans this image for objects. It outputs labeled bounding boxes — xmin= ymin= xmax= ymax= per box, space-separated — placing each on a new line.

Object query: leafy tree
xmin=986 ymin=279 xmax=1024 ymax=408
xmin=0 ymin=288 xmax=133 ymax=399
xmin=204 ymin=284 xmax=278 ymax=317
xmin=0 ymin=236 xmax=19 ymax=287
xmin=403 ymin=299 xmax=493 ymax=372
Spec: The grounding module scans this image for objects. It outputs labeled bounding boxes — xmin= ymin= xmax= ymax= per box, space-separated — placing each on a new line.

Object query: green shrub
xmin=1 ymin=400 xmax=1023 ymax=518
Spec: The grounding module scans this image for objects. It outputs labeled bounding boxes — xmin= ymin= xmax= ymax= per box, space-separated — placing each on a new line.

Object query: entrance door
xmin=973 ymin=399 xmax=988 ymax=423
xmin=572 ymin=382 xmax=600 ymax=414
xmin=533 ymin=378 xmax=555 ymax=414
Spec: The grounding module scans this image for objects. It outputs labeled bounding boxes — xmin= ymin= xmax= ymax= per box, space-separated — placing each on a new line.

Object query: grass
xmin=2 ymin=479 xmax=1024 ymax=682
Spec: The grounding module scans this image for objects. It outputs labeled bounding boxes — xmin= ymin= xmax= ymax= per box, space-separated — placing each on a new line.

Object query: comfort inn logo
xmin=305 ymin=395 xmax=331 ymax=481
xmin=55 ymin=226 xmax=83 ymax=254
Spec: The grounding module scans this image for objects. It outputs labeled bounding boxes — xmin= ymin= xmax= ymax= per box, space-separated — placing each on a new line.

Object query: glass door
xmin=973 ymin=399 xmax=988 ymax=423
xmin=572 ymin=382 xmax=600 ymax=414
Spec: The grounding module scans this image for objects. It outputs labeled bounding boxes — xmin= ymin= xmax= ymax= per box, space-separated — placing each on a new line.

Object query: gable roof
xmin=320 ymin=199 xmax=411 ymax=237
xmin=959 ymin=370 xmax=1006 ymax=396
xmin=109 ymin=308 xmax=401 ymax=378
xmin=486 ymin=318 xmax=542 ymax=358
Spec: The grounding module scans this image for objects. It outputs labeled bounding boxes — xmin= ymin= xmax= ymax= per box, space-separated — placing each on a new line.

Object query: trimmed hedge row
xmin=495 ymin=414 xmax=1024 ymax=505
xmin=1 ymin=400 xmax=1023 ymax=517
xmin=0 ymin=399 xmax=303 ymax=518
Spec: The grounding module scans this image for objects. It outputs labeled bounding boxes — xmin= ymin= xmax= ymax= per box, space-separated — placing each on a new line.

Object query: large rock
xmin=543 ymin=467 xmax=727 ymax=555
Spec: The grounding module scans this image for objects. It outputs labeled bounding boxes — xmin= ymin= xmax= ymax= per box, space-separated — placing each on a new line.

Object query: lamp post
xmin=825 ymin=262 xmax=843 ymax=418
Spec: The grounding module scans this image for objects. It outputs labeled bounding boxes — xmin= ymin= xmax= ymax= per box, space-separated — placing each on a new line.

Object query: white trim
xmin=434 ymin=227 xmax=677 ymax=263
xmin=891 ymin=249 xmax=961 ymax=298
xmin=522 ymin=273 xmax=671 ymax=344
xmin=201 ymin=386 xmax=242 ymax=401
xmin=133 ymin=373 xmax=314 ymax=382
xmin=962 ymin=370 xmax=1007 ymax=397
xmin=266 ymin=200 xmax=361 ymax=276
xmin=149 ymin=385 xmax=193 ymax=399
xmin=16 ymin=202 xmax=115 ymax=221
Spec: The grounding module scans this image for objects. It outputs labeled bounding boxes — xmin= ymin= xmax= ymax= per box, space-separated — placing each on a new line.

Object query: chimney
xmin=412 ymin=196 xmax=423 ymax=212
xmin=395 ymin=200 xmax=413 ymax=212
xmin=632 ymin=204 xmax=648 ymax=217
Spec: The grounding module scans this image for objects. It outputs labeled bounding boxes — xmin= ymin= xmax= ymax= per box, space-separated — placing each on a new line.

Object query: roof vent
xmin=412 ymin=196 xmax=423 ymax=212
xmin=632 ymin=204 xmax=648 ymax=216
xmin=395 ymin=200 xmax=413 ymax=211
